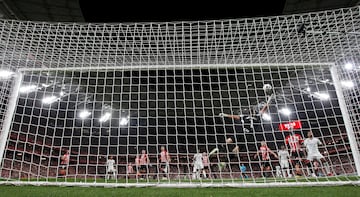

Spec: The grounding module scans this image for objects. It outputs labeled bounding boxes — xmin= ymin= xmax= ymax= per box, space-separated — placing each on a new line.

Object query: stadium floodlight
xmin=119 ymin=117 xmax=129 ymax=125
xmin=42 ymin=96 xmax=58 ymax=104
xmin=279 ymin=108 xmax=291 ymax=116
xmin=99 ymin=112 xmax=111 ymax=122
xmin=306 ymin=87 xmax=311 ymax=92
xmin=341 ymin=80 xmax=354 ymax=88
xmin=0 ymin=70 xmax=13 ymax=79
xmin=78 ymin=110 xmax=91 ymax=119
xmin=261 ymin=113 xmax=271 ymax=121
xmin=313 ymin=92 xmax=330 ymax=100
xmin=19 ymin=85 xmax=38 ymax=93
xmin=344 ymin=63 xmax=353 ymax=70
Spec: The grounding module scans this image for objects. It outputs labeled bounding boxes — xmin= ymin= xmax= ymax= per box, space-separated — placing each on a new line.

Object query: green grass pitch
xmin=1 ymin=185 xmax=360 ymax=197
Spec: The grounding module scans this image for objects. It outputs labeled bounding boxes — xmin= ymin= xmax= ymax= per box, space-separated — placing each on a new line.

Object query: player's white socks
xmin=287 ymin=169 xmax=291 ymax=177
xmin=202 ymin=170 xmax=206 ymax=178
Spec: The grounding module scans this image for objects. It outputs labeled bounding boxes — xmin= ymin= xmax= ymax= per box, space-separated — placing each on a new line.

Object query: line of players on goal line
xmin=58 ymin=129 xmax=333 ymax=180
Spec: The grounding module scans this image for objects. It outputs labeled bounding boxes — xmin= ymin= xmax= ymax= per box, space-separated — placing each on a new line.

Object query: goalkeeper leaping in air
xmin=219 ymin=84 xmax=274 ymax=132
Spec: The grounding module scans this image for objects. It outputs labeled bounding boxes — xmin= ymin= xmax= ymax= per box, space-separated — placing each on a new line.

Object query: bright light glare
xmin=306 ymin=87 xmax=311 ymax=92
xmin=0 ymin=70 xmax=13 ymax=79
xmin=279 ymin=108 xmax=291 ymax=116
xmin=344 ymin=63 xmax=353 ymax=70
xmin=79 ymin=110 xmax=91 ymax=119
xmin=19 ymin=85 xmax=38 ymax=93
xmin=314 ymin=92 xmax=330 ymax=100
xmin=42 ymin=96 xmax=58 ymax=104
xmin=99 ymin=112 xmax=111 ymax=122
xmin=120 ymin=117 xmax=129 ymax=125
xmin=341 ymin=80 xmax=354 ymax=88
xmin=41 ymin=83 xmax=51 ymax=88
xmin=262 ymin=113 xmax=271 ymax=121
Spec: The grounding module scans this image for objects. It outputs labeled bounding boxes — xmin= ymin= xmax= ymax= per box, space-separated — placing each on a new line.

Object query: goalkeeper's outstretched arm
xmin=218 ymin=113 xmax=241 ymax=120
xmin=259 ymin=94 xmax=274 ymax=114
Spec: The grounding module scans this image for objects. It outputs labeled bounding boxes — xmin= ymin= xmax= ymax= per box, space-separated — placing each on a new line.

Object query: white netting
xmin=0 ymin=6 xmax=359 ymax=187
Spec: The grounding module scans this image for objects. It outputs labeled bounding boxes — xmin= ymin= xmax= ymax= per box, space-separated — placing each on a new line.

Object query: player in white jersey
xmin=192 ymin=152 xmax=204 ymax=180
xmin=106 ymin=156 xmax=116 ymax=180
xmin=303 ymin=131 xmax=332 ymax=177
xmin=278 ymin=145 xmax=292 ymax=178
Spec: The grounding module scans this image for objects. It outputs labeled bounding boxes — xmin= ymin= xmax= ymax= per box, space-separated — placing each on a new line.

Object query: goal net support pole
xmin=330 ymin=66 xmax=360 ymax=176
xmin=0 ymin=72 xmax=22 ymax=168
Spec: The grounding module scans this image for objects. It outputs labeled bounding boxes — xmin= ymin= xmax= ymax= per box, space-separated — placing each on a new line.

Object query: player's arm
xmin=166 ymin=152 xmax=171 ymax=162
xmin=259 ymin=104 xmax=269 ymax=114
xmin=254 ymin=150 xmax=260 ymax=159
xmin=219 ymin=113 xmax=241 ymax=120
xmin=317 ymin=138 xmax=323 ymax=146
xmin=259 ymin=94 xmax=274 ymax=114
xmin=269 ymin=149 xmax=278 ymax=159
xmin=232 ymin=145 xmax=239 ymax=153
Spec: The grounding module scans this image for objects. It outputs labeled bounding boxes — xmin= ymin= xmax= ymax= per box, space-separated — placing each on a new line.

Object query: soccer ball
xmin=263 ymin=84 xmax=273 ymax=94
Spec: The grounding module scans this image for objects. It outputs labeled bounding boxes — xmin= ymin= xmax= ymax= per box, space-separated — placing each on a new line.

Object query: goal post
xmin=0 ymin=72 xmax=22 ymax=168
xmin=0 ymin=6 xmax=360 ymax=188
xmin=330 ymin=65 xmax=360 ymax=176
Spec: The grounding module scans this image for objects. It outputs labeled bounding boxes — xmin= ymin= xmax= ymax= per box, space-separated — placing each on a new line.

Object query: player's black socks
xmin=307 ymin=162 xmax=313 ymax=173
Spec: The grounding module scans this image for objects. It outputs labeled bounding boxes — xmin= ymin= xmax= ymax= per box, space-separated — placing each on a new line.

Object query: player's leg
xmin=319 ymin=157 xmax=332 ymax=176
xmin=285 ymin=162 xmax=291 ymax=177
xmin=105 ymin=167 xmax=108 ymax=180
xmin=163 ymin=163 xmax=168 ymax=178
xmin=283 ymin=161 xmax=291 ymax=177
xmin=140 ymin=165 xmax=146 ymax=179
xmin=159 ymin=163 xmax=164 ymax=178
xmin=192 ymin=164 xmax=198 ymax=179
xmin=305 ymin=157 xmax=316 ymax=177
xmin=265 ymin=163 xmax=272 ymax=177
xmin=112 ymin=169 xmax=116 ymax=179
xmin=280 ymin=163 xmax=286 ymax=178
xmin=260 ymin=162 xmax=265 ymax=177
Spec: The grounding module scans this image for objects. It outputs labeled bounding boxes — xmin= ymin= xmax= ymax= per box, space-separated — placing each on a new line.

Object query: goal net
xmin=0 ymin=6 xmax=359 ymax=187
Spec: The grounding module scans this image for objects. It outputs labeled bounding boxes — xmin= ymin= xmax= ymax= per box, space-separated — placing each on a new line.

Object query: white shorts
xmin=107 ymin=167 xmax=116 ymax=173
xmin=307 ymin=152 xmax=324 ymax=161
xmin=193 ymin=162 xmax=204 ymax=172
xmin=280 ymin=160 xmax=289 ymax=169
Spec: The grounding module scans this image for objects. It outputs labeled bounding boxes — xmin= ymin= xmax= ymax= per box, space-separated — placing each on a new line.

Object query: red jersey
xmin=202 ymin=155 xmax=209 ymax=167
xmin=260 ymin=145 xmax=270 ymax=161
xmin=285 ymin=134 xmax=303 ymax=152
xmin=135 ymin=157 xmax=140 ymax=166
xmin=127 ymin=164 xmax=133 ymax=173
xmin=61 ymin=153 xmax=70 ymax=165
xmin=140 ymin=153 xmax=149 ymax=165
xmin=160 ymin=150 xmax=170 ymax=163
